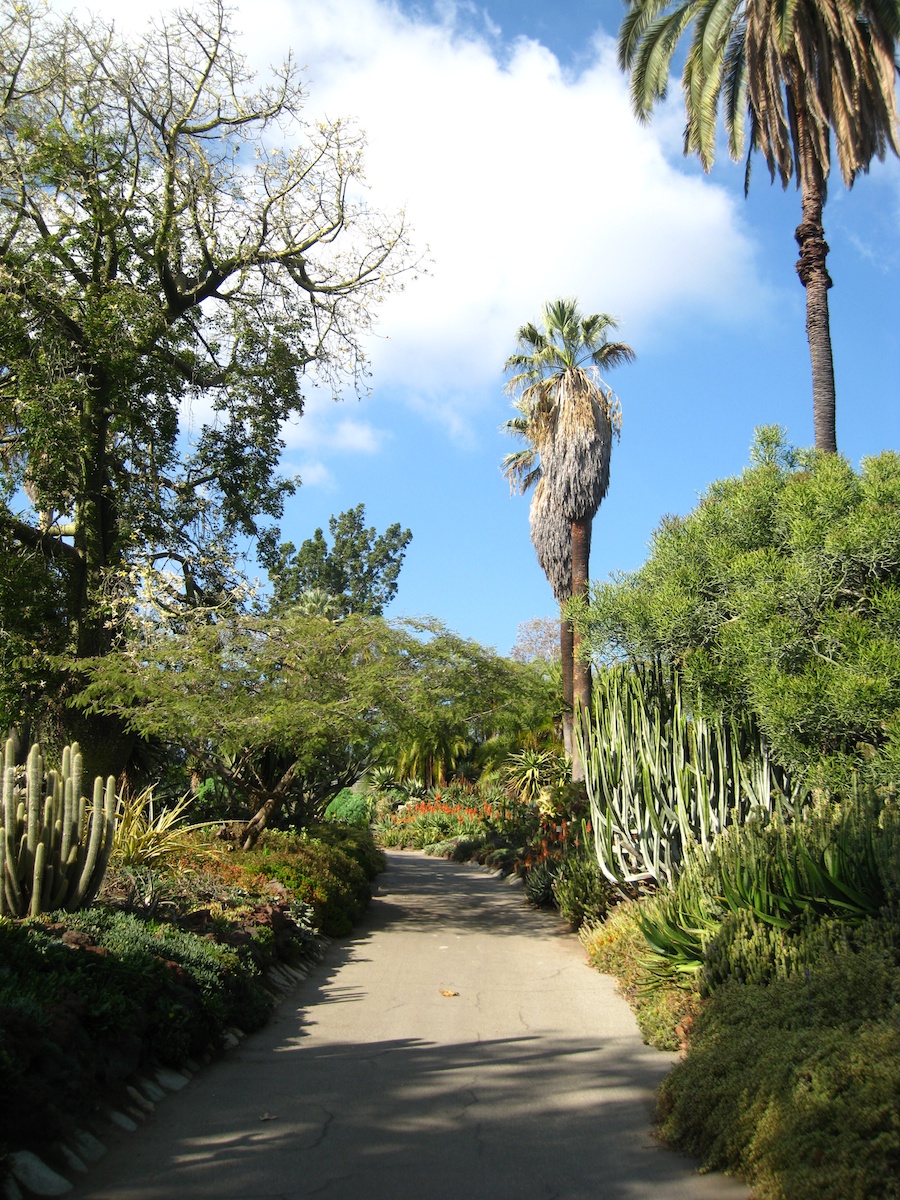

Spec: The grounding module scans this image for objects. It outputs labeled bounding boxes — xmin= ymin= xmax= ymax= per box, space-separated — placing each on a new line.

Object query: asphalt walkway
xmin=74 ymin=850 xmax=750 ymax=1200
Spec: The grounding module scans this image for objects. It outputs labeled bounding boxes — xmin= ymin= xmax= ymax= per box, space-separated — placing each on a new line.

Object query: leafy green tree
xmin=77 ymin=613 xmax=552 ymax=843
xmin=618 ymin=0 xmax=900 ymax=454
xmin=0 ymin=1 xmax=410 ymax=763
xmin=504 ymin=298 xmax=634 ymax=774
xmin=270 ymin=504 xmax=412 ymax=616
xmin=578 ymin=428 xmax=900 ymax=786
xmin=386 ymin=630 xmax=556 ymax=788
xmin=77 ymin=611 xmax=419 ymax=845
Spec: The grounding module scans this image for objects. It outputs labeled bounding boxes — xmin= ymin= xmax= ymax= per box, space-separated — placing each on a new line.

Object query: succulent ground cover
xmin=0 ymin=823 xmax=384 ymax=1164
xmin=579 ymin=793 xmax=900 ymax=1199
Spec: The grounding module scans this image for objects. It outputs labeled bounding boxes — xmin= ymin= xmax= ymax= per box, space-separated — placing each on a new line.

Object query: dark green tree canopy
xmin=0 ymin=0 xmax=411 ymax=707
xmin=577 ymin=428 xmax=900 ymax=785
xmin=270 ymin=504 xmax=412 ymax=616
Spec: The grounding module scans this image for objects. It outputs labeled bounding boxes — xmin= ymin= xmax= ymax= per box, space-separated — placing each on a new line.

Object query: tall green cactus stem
xmin=0 ymin=739 xmax=117 ymax=917
xmin=577 ymin=662 xmax=808 ymax=891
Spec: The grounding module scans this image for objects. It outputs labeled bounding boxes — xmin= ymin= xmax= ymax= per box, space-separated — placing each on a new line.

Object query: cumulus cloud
xmin=68 ymin=0 xmax=771 ymax=443
xmin=281 ymin=387 xmax=388 ymax=454
xmin=289 ymin=460 xmax=335 ymax=489
xmin=240 ymin=0 xmax=769 ymax=431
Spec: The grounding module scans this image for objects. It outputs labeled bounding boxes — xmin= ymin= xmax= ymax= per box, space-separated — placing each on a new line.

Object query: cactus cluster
xmin=0 ymin=740 xmax=117 ymax=917
xmin=577 ymin=661 xmax=808 ymax=890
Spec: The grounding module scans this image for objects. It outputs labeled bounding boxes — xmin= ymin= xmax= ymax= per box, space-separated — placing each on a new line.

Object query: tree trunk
xmin=794 ymin=130 xmax=837 ymax=455
xmin=570 ymin=516 xmax=592 ymax=782
xmin=240 ymin=795 xmax=281 ymax=850
xmin=560 ymin=608 xmax=574 ymax=761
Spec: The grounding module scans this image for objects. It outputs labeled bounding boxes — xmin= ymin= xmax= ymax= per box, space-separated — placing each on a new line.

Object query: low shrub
xmin=552 ymin=846 xmax=611 ymax=929
xmin=658 ymin=948 xmax=900 ymax=1199
xmin=636 ymin=791 xmax=900 ymax=992
xmin=301 ymin=823 xmax=386 ymax=881
xmin=0 ymin=910 xmax=275 ymax=1150
xmin=423 ymin=835 xmax=490 ymax=862
xmin=247 ymin=825 xmax=383 ymax=936
xmin=324 ymin=788 xmax=374 ymax=827
xmin=580 ymin=900 xmax=699 ymax=1051
xmin=523 ymin=858 xmax=558 ymax=906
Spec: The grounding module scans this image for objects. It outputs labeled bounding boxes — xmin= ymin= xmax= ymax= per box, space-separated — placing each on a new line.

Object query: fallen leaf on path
xmin=259 ymin=1112 xmax=278 ymax=1121
xmin=439 ymin=989 xmax=459 ymax=997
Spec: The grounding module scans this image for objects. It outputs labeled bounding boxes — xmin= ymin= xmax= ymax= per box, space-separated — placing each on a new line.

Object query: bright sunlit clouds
xmin=246 ymin=0 xmax=767 ymax=399
xmin=48 ymin=0 xmax=900 ymax=648
xmin=75 ymin=0 xmax=768 ymax=450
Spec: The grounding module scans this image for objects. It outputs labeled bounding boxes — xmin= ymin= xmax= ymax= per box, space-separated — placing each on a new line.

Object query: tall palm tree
xmin=503 ymin=410 xmax=575 ymax=752
xmin=503 ymin=298 xmax=634 ymax=774
xmin=619 ymin=0 xmax=900 ymax=454
xmin=502 ymin=399 xmax=573 ymax=604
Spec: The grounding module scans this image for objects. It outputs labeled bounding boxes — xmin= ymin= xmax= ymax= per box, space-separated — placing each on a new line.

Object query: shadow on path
xmin=73 ymin=850 xmax=750 ymax=1200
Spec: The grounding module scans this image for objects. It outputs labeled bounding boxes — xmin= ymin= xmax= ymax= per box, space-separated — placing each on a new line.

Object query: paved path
xmin=75 ymin=851 xmax=750 ymax=1200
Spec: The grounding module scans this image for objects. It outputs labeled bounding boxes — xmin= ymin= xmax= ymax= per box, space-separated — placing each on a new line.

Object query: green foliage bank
xmin=575 ymin=431 xmax=900 ymax=1196
xmin=578 ymin=429 xmax=900 ymax=791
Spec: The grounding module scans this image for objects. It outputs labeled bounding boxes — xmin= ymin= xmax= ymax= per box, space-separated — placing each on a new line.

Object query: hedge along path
xmin=74 ymin=850 xmax=750 ymax=1200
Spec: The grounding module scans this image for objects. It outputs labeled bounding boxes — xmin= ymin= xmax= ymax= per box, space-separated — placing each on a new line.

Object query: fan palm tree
xmin=290 ymin=588 xmax=342 ymax=619
xmin=502 ymin=401 xmax=575 ymax=751
xmin=619 ymin=0 xmax=900 ymax=454
xmin=504 ymin=298 xmax=634 ymax=774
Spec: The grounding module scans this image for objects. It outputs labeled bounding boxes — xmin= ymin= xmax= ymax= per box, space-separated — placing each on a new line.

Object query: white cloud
xmin=281 ymin=386 xmax=387 ymax=454
xmin=238 ymin=0 xmax=769 ymax=403
xmin=284 ymin=460 xmax=334 ymax=488
xmin=69 ymin=0 xmax=772 ymax=445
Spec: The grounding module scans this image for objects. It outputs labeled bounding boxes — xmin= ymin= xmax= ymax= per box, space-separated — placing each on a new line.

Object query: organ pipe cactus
xmin=0 ymin=739 xmax=117 ymax=917
xmin=577 ymin=662 xmax=808 ymax=891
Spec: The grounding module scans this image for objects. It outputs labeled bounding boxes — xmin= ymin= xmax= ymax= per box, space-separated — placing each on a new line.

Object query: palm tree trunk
xmin=570 ymin=516 xmax=592 ymax=782
xmin=560 ymin=611 xmax=574 ymax=760
xmin=795 ymin=132 xmax=837 ymax=454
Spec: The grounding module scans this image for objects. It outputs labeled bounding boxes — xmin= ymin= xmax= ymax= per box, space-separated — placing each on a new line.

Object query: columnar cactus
xmin=0 ymin=740 xmax=117 ymax=917
xmin=577 ymin=663 xmax=808 ymax=891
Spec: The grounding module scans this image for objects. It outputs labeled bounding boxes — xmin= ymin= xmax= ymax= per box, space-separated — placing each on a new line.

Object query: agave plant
xmin=364 ymin=764 xmax=402 ymax=794
xmin=502 ymin=748 xmax=568 ymax=805
xmin=113 ymin=788 xmax=211 ymax=867
xmin=636 ymin=788 xmax=898 ymax=990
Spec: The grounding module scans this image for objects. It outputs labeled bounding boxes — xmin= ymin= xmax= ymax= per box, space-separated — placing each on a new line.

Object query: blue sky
xmin=83 ymin=0 xmax=900 ymax=653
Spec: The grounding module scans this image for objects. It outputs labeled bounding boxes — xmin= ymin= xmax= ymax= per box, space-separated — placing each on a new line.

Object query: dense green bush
xmin=2 ymin=912 xmax=274 ymax=1059
xmin=551 ymin=846 xmax=611 ymax=929
xmin=580 ymin=901 xmax=699 ymax=1051
xmin=636 ymin=791 xmax=900 ymax=991
xmin=247 ymin=825 xmax=383 ymax=935
xmin=658 ymin=950 xmax=900 ymax=1199
xmin=579 ymin=431 xmax=900 ymax=790
xmin=324 ymin=788 xmax=373 ymax=827
xmin=298 ymin=822 xmax=385 ymax=880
